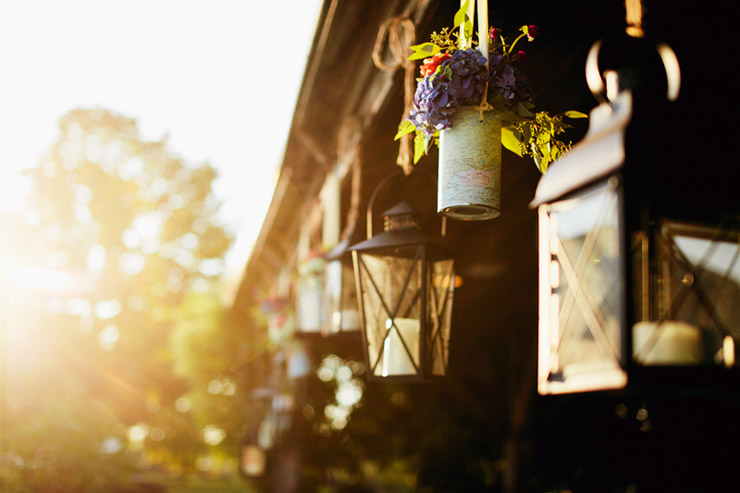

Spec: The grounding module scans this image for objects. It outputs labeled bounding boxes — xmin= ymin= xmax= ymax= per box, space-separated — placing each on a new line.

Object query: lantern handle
xmin=586 ymin=39 xmax=681 ymax=104
xmin=366 ymin=168 xmax=445 ymax=239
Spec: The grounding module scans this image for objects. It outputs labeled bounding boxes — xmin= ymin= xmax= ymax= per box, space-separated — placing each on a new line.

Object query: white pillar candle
xmin=632 ymin=320 xmax=703 ymax=365
xmin=381 ymin=317 xmax=420 ymax=376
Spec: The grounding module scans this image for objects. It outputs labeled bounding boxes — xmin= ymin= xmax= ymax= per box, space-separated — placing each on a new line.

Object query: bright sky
xmin=0 ymin=0 xmax=322 ymax=277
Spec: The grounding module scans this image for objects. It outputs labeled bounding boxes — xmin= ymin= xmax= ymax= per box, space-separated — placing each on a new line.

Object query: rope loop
xmin=373 ymin=15 xmax=417 ymax=175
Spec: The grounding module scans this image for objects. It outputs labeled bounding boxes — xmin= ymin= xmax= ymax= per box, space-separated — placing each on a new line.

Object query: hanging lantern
xmin=350 ymin=201 xmax=455 ymax=381
xmin=294 ymin=250 xmax=326 ymax=333
xmin=323 ymin=239 xmax=361 ymax=335
xmin=532 ymin=42 xmax=740 ymax=394
xmin=239 ymin=433 xmax=268 ymax=478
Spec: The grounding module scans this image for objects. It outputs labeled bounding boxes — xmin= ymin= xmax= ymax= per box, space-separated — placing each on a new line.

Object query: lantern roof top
xmin=349 ymin=227 xmax=451 ymax=258
xmin=383 ymin=201 xmax=415 ymax=217
xmin=325 ymin=237 xmax=351 ymax=261
xmin=530 ymin=91 xmax=632 ymax=207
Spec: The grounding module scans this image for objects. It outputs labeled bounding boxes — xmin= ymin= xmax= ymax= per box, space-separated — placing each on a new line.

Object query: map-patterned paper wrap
xmin=438 ymin=106 xmax=502 ymax=220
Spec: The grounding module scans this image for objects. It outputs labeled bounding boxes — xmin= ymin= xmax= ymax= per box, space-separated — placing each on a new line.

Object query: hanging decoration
xmin=373 ymin=9 xmax=417 ymax=175
xmin=349 ymin=170 xmax=454 ymax=381
xmin=394 ymin=0 xmax=587 ymax=219
xmin=322 ymin=119 xmax=363 ymax=335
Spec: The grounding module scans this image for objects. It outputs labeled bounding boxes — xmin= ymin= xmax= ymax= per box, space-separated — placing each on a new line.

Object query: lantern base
xmin=439 ymin=202 xmax=500 ymax=221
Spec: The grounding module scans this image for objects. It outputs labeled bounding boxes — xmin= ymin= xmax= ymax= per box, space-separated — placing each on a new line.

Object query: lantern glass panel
xmin=325 ymin=259 xmax=360 ymax=334
xmin=632 ymin=220 xmax=740 ymax=366
xmin=356 ymin=251 xmax=422 ymax=377
xmin=429 ymin=258 xmax=454 ymax=376
xmin=545 ymin=180 xmax=623 ymax=377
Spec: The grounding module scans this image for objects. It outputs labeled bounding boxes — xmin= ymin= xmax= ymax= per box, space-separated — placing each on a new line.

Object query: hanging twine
xmin=341 ymin=151 xmax=362 ymax=243
xmin=475 ymin=83 xmax=494 ymax=121
xmin=473 ymin=0 xmax=493 ymax=121
xmin=625 ymin=0 xmax=645 ymax=38
xmin=373 ymin=15 xmax=416 ymax=175
xmin=336 ymin=117 xmax=362 ymax=243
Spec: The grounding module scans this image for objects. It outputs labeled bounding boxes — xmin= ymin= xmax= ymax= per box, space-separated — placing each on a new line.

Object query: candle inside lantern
xmin=381 ymin=317 xmax=420 ymax=376
xmin=632 ymin=321 xmax=703 ymax=365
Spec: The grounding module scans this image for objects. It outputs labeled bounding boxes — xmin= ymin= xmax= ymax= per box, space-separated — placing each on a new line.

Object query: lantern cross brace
xmin=550 ymin=191 xmax=621 ymax=364
xmin=664 ymin=225 xmax=737 ymax=339
xmin=555 ymin=233 xmax=621 ymax=361
xmin=636 ymin=224 xmax=738 ymax=360
xmin=428 ymin=263 xmax=453 ymax=373
xmin=357 ymin=251 xmax=423 ymax=374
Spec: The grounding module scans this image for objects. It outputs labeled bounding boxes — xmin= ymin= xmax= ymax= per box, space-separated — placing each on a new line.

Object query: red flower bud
xmin=526 ymin=25 xmax=540 ymax=41
xmin=516 ymin=50 xmax=527 ymax=62
xmin=490 ymin=28 xmax=500 ymax=40
xmin=419 ymin=52 xmax=451 ymax=77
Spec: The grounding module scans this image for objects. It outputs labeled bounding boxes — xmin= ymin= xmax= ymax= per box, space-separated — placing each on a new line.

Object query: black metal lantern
xmin=532 ymin=42 xmax=740 ymax=394
xmin=350 ymin=200 xmax=454 ymax=381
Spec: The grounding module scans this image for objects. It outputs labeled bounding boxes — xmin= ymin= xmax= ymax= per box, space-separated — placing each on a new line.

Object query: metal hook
xmin=365 ymin=168 xmax=445 ymax=239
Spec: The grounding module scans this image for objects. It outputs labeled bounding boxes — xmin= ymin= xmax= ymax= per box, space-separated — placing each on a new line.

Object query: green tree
xmin=3 ymin=107 xmax=238 ymax=490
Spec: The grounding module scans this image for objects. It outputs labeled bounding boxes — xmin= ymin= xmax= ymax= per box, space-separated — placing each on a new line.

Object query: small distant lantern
xmin=254 ymin=389 xmax=296 ymax=451
xmin=260 ymin=296 xmax=292 ymax=345
xmin=350 ymin=201 xmax=455 ymax=381
xmin=323 ymin=239 xmax=361 ymax=335
xmin=240 ymin=440 xmax=267 ymax=478
xmin=532 ymin=47 xmax=740 ymax=394
xmin=294 ymin=251 xmax=326 ymax=333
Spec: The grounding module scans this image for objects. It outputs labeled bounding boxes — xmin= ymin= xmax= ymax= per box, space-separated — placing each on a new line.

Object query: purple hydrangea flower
xmin=447 ymin=49 xmax=488 ymax=103
xmin=487 ymin=53 xmax=530 ymax=104
xmin=408 ymin=49 xmax=487 ymax=136
xmin=408 ymin=47 xmax=532 ymax=136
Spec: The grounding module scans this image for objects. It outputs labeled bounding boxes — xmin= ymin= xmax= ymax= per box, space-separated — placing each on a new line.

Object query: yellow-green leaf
xmin=413 ymin=132 xmax=426 ymax=164
xmin=395 ymin=120 xmax=416 ymax=140
xmin=454 ymin=0 xmax=469 ymax=29
xmin=516 ymin=102 xmax=535 ymax=117
xmin=539 ymin=154 xmax=551 ymax=174
xmin=502 ymin=126 xmax=523 ymax=157
xmin=463 ymin=20 xmax=473 ymax=42
xmin=408 ymin=42 xmax=441 ymax=60
xmin=563 ymin=110 xmax=588 ymax=119
xmin=495 ymin=110 xmax=521 ymax=123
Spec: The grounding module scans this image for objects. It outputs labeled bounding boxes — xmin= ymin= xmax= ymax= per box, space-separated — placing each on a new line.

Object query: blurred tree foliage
xmin=2 ymin=108 xmax=249 ymax=490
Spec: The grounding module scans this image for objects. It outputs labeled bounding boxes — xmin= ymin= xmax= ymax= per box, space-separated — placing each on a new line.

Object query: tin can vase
xmin=438 ymin=106 xmax=502 ymax=220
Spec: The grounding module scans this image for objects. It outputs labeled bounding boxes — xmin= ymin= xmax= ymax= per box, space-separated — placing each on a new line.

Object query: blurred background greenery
xmin=1 ymin=108 xmax=252 ymax=491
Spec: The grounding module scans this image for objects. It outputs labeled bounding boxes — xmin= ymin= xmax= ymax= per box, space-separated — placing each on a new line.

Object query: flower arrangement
xmin=395 ymin=3 xmax=586 ymax=173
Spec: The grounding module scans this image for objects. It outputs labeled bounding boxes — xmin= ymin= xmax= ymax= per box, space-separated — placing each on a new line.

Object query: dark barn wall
xmin=356 ymin=1 xmax=740 ymax=491
xmin=240 ymin=1 xmax=740 ymax=491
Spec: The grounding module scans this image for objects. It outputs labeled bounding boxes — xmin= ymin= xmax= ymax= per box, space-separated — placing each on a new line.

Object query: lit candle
xmin=381 ymin=318 xmax=420 ymax=376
